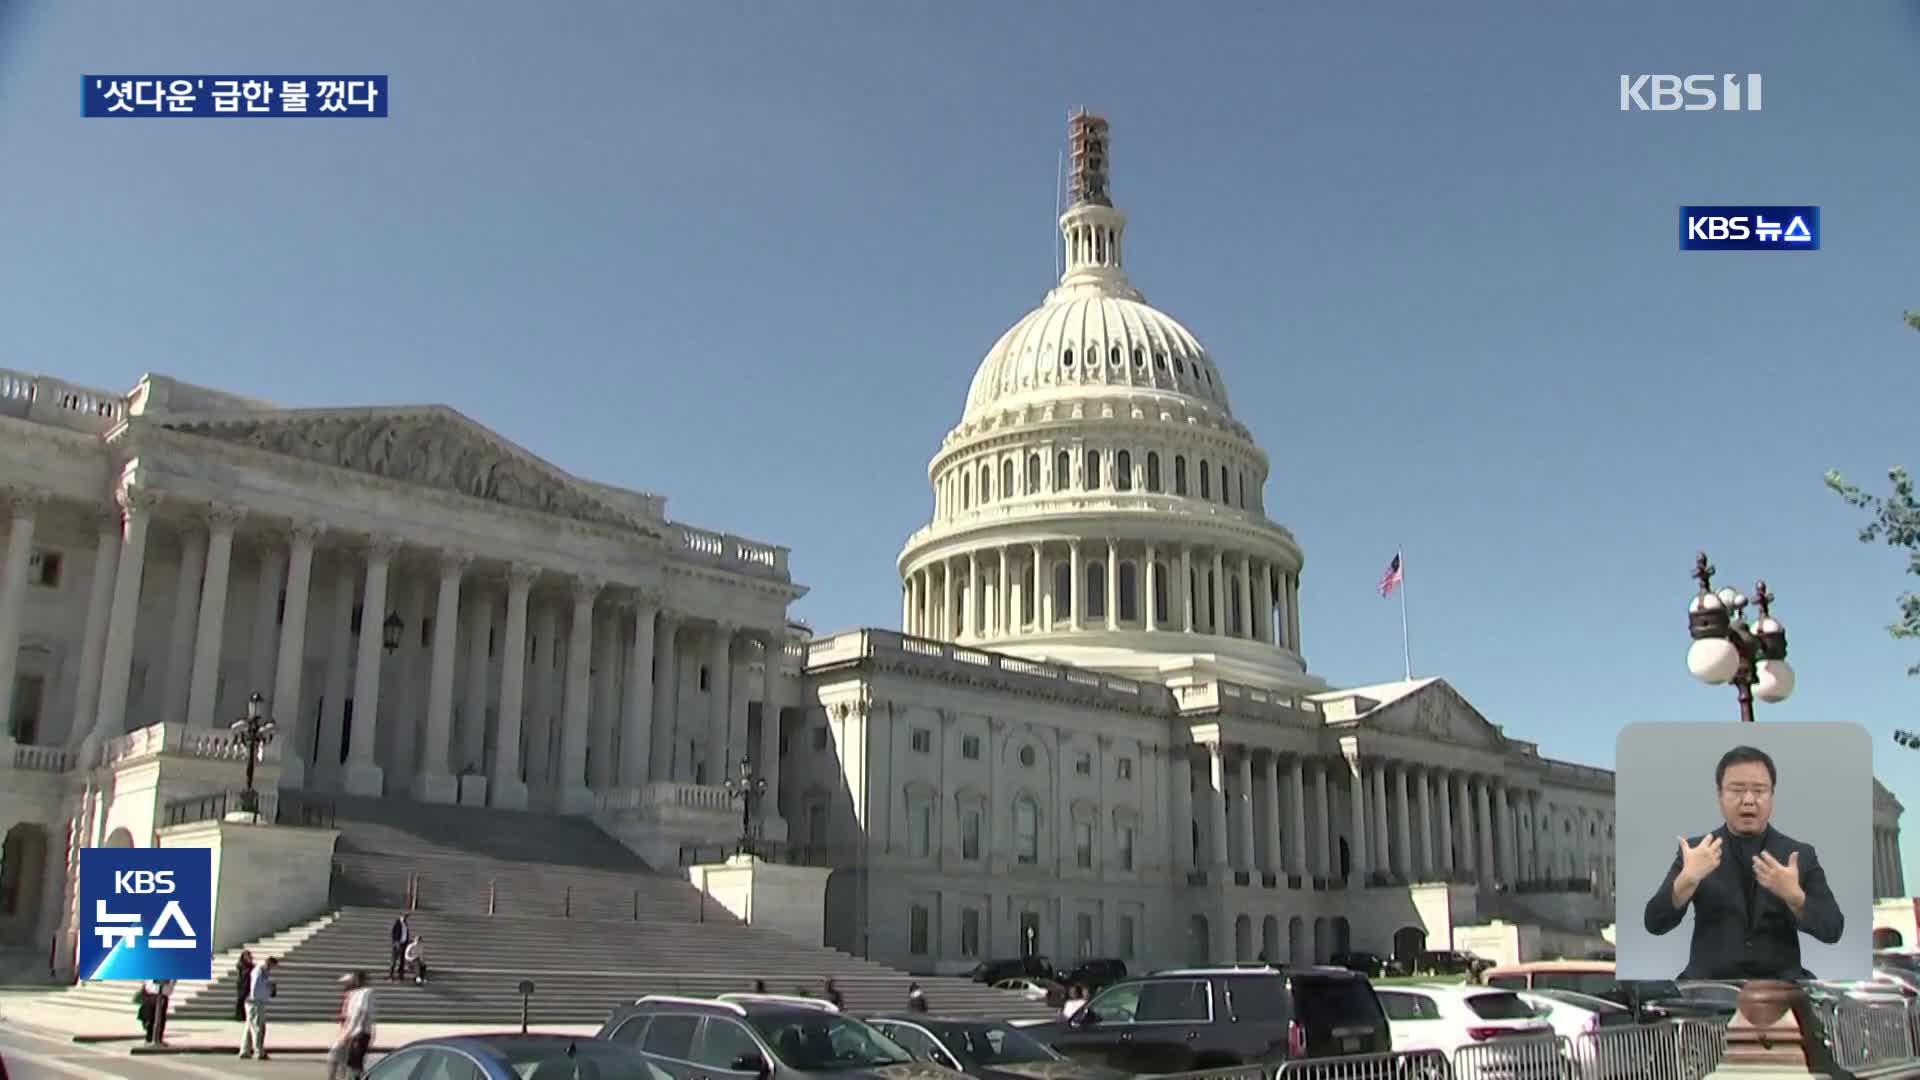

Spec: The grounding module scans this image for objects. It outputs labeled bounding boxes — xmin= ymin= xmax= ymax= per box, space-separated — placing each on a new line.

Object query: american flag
xmin=1378 ymin=554 xmax=1403 ymax=598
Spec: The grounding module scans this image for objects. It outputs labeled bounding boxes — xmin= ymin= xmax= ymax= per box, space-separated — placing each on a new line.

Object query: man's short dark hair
xmin=1715 ymin=745 xmax=1777 ymax=787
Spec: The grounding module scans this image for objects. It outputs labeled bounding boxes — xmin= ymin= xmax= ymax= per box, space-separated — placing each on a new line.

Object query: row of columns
xmin=1875 ymin=827 xmax=1908 ymax=898
xmin=1164 ymin=744 xmax=1612 ymax=892
xmin=937 ymin=442 xmax=1261 ymax=520
xmin=52 ymin=486 xmax=786 ymax=816
xmin=903 ymin=541 xmax=1301 ymax=651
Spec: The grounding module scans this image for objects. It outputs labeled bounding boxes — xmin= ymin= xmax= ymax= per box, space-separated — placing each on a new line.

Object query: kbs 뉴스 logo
xmin=78 ymin=848 xmax=213 ymax=980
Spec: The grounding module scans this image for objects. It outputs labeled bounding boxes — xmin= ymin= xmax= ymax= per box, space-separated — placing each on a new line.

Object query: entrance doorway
xmin=0 ymin=824 xmax=49 ymax=945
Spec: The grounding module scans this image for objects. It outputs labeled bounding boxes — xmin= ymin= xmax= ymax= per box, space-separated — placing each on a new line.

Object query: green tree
xmin=1824 ymin=310 xmax=1920 ymax=675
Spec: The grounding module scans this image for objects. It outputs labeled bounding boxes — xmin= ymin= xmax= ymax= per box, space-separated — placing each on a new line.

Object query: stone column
xmin=997 ymin=547 xmax=1010 ymax=637
xmin=184 ymin=507 xmax=243 ymax=728
xmin=313 ymin=564 xmax=357 ymax=784
xmin=69 ymin=515 xmax=123 ymax=748
xmin=526 ymin=604 xmax=558 ymax=787
xmin=1234 ymin=748 xmax=1256 ymax=870
xmin=1105 ymin=539 xmax=1120 ymax=630
xmin=1263 ymin=752 xmax=1284 ymax=874
xmin=1287 ymin=575 xmax=1302 ymax=654
xmin=1211 ymin=550 xmax=1226 ymax=635
xmin=1288 ymin=755 xmax=1308 ymax=876
xmin=342 ymin=535 xmax=397 ymax=796
xmin=1254 ymin=560 xmax=1273 ymax=644
xmin=1312 ymin=760 xmax=1331 ymax=877
xmin=1143 ymin=545 xmax=1158 ymax=631
xmin=267 ymin=523 xmax=320 ymax=787
xmin=490 ymin=563 xmax=535 ymax=809
xmin=1475 ymin=777 xmax=1496 ymax=886
xmin=1171 ymin=746 xmax=1194 ymax=873
xmin=757 ymin=626 xmax=785 ymax=832
xmin=1529 ymin=792 xmax=1547 ymax=883
xmin=1394 ymin=765 xmax=1413 ymax=880
xmin=649 ymin=610 xmax=680 ymax=783
xmin=1067 ymin=542 xmax=1083 ymax=631
xmin=1180 ymin=545 xmax=1195 ymax=632
xmin=1437 ymin=771 xmax=1456 ymax=875
xmin=1416 ymin=767 xmax=1434 ymax=880
xmin=705 ymin=621 xmax=733 ymax=777
xmin=1206 ymin=744 xmax=1230 ymax=869
xmin=1372 ymin=764 xmax=1392 ymax=878
xmin=1239 ymin=554 xmax=1254 ymax=639
xmin=87 ymin=487 xmax=159 ymax=747
xmin=557 ymin=576 xmax=600 ymax=813
xmin=460 ymin=585 xmax=494 ymax=784
xmin=726 ymin=637 xmax=753 ymax=770
xmin=246 ymin=543 xmax=284 ymax=695
xmin=1348 ymin=756 xmax=1370 ymax=880
xmin=618 ymin=593 xmax=658 ymax=792
xmin=0 ymin=489 xmax=47 ymax=729
xmin=413 ymin=550 xmax=469 ymax=804
xmin=1029 ymin=542 xmax=1045 ymax=631
xmin=161 ymin=531 xmax=205 ymax=727
xmin=963 ymin=553 xmax=979 ymax=639
xmin=901 ymin=577 xmax=912 ymax=634
xmin=587 ymin=607 xmax=618 ymax=789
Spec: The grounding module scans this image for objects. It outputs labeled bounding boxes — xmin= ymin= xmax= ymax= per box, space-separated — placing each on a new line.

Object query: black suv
xmin=1057 ymin=960 xmax=1127 ymax=992
xmin=599 ymin=993 xmax=961 ymax=1080
xmin=971 ymin=957 xmax=1054 ymax=984
xmin=1022 ymin=966 xmax=1390 ymax=1073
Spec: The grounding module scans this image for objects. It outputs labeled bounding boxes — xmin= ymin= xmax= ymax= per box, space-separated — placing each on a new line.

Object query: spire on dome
xmin=1053 ymin=109 xmax=1138 ymax=299
xmin=1066 ymin=109 xmax=1112 ymax=209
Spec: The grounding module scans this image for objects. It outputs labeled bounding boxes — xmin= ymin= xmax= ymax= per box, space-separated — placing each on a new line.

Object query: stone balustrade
xmin=1175 ymin=681 xmax=1323 ymax=722
xmin=676 ymin=524 xmax=790 ymax=578
xmin=96 ymin=721 xmax=284 ymax=769
xmin=902 ymin=493 xmax=1300 ymax=549
xmin=0 ymin=368 xmax=128 ymax=431
xmin=11 ymin=743 xmax=71 ymax=772
xmin=807 ymin=629 xmax=1180 ymax=711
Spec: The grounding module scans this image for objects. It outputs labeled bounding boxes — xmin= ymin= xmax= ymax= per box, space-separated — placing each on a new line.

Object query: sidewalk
xmin=0 ymin=990 xmax=600 ymax=1055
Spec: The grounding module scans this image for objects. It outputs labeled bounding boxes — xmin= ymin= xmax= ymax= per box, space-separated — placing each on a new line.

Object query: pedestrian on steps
xmin=142 ymin=979 xmax=174 ymax=1045
xmin=239 ymin=957 xmax=278 ymax=1060
xmin=327 ymin=971 xmax=377 ymax=1080
xmin=388 ymin=914 xmax=411 ymax=982
xmin=907 ymin=983 xmax=928 ymax=1013
xmin=234 ymin=950 xmax=254 ymax=1021
xmin=404 ymin=936 xmax=428 ymax=984
xmin=823 ymin=978 xmax=844 ymax=1010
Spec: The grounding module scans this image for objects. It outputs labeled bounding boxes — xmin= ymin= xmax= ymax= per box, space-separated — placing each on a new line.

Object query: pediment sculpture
xmin=172 ymin=412 xmax=635 ymax=530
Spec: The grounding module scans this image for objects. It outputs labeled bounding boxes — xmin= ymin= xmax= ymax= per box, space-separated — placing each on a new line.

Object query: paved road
xmin=0 ymin=1024 xmax=386 ymax=1080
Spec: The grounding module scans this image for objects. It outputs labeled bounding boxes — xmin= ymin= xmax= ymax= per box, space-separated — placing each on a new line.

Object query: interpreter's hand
xmin=1677 ymin=834 xmax=1723 ymax=886
xmin=1754 ymin=850 xmax=1806 ymax=907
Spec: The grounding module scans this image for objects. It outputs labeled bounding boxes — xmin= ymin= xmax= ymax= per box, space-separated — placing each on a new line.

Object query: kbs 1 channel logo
xmin=1620 ymin=74 xmax=1762 ymax=112
xmin=1680 ymin=206 xmax=1820 ymax=252
xmin=78 ymin=849 xmax=213 ymax=981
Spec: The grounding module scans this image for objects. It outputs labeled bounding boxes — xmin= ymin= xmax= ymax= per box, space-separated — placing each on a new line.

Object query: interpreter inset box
xmin=1613 ymin=721 xmax=1872 ymax=982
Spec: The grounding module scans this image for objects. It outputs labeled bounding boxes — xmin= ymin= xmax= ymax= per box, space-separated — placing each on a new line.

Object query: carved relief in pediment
xmin=170 ymin=412 xmax=634 ymax=530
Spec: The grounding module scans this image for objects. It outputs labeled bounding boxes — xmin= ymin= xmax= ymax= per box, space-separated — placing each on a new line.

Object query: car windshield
xmin=1879 ymin=954 xmax=1920 ymax=975
xmin=751 ymin=1013 xmax=914 ymax=1070
xmin=485 ymin=1037 xmax=667 ymax=1080
xmin=1536 ymin=989 xmax=1628 ymax=1013
xmin=1465 ymin=992 xmax=1537 ymax=1020
xmin=928 ymin=1023 xmax=1060 ymax=1066
xmin=1529 ymin=972 xmax=1618 ymax=997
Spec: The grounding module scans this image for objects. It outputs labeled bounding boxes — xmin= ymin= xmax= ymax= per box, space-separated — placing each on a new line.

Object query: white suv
xmin=1375 ymin=984 xmax=1558 ymax=1080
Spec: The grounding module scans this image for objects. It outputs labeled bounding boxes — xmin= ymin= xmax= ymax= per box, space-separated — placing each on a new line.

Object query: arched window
xmin=1153 ymin=562 xmax=1170 ymax=625
xmin=962 ymin=472 xmax=972 ymax=509
xmin=1109 ymin=346 xmax=1122 ymax=367
xmin=1053 ymin=563 xmax=1072 ymax=622
xmin=1118 ymin=562 xmax=1139 ymax=622
xmin=1026 ymin=453 xmax=1041 ymax=493
xmin=1054 ymin=451 xmax=1071 ymax=492
xmin=1001 ymin=459 xmax=1014 ymax=499
xmin=1086 ymin=562 xmax=1107 ymax=619
xmin=1174 ymin=456 xmax=1188 ymax=495
xmin=1199 ymin=460 xmax=1211 ymax=499
xmin=981 ymin=463 xmax=993 ymax=502
xmin=1085 ymin=449 xmax=1102 ymax=491
xmin=1115 ymin=451 xmax=1133 ymax=491
xmin=1063 ymin=348 xmax=1075 ymax=368
xmin=1132 ymin=347 xmax=1144 ymax=368
xmin=1220 ymin=464 xmax=1229 ymax=503
xmin=1015 ymin=799 xmax=1040 ymax=864
xmin=1146 ymin=452 xmax=1161 ymax=492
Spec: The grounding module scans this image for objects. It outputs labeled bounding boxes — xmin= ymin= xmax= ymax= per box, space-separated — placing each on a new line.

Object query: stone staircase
xmin=67 ymin=793 xmax=1043 ymax=1025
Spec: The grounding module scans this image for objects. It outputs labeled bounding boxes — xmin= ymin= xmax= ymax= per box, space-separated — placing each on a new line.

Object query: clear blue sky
xmin=5 ymin=3 xmax=1920 ymax=872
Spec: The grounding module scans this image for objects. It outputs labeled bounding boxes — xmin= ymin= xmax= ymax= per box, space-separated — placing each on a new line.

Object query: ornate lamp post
xmin=228 ymin=692 xmax=276 ymax=821
xmin=1895 ymin=730 xmax=1920 ymax=750
xmin=722 ymin=756 xmax=767 ymax=858
xmin=1686 ymin=552 xmax=1795 ymax=722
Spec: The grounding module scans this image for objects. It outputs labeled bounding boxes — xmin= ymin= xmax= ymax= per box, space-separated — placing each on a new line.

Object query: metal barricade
xmin=1154 ymin=1067 xmax=1272 ymax=1080
xmin=1567 ymin=1019 xmax=1729 ymax=1080
xmin=1671 ymin=1018 xmax=1729 ymax=1080
xmin=1275 ymin=1049 xmax=1451 ymax=1080
xmin=1828 ymin=998 xmax=1917 ymax=1072
xmin=1451 ymin=1034 xmax=1570 ymax=1080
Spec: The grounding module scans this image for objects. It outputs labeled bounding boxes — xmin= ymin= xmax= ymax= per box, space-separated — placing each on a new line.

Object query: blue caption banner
xmin=1679 ymin=205 xmax=1820 ymax=251
xmin=82 ymin=76 xmax=387 ymax=117
xmin=78 ymin=848 xmax=213 ymax=981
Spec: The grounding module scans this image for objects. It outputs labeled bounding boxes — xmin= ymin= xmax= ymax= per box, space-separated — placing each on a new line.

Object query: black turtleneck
xmin=1725 ymin=827 xmax=1769 ymax=921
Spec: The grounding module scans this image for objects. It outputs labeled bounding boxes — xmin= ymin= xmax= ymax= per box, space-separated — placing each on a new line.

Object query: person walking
xmin=238 ymin=957 xmax=278 ymax=1059
xmin=145 ymin=979 xmax=174 ymax=1045
xmin=823 ymin=978 xmax=844 ymax=1010
xmin=327 ymin=971 xmax=377 ymax=1080
xmin=404 ymin=936 xmax=428 ymax=984
xmin=906 ymin=983 xmax=928 ymax=1013
xmin=233 ymin=949 xmax=255 ymax=1022
xmin=388 ymin=915 xmax=410 ymax=981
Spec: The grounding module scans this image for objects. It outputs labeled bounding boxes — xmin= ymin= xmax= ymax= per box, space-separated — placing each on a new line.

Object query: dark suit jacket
xmin=1641 ymin=825 xmax=1844 ymax=981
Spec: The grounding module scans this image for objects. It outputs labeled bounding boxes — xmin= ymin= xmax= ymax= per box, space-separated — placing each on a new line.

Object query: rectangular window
xmin=961 ymin=735 xmax=981 ymax=760
xmin=961 ymin=809 xmax=982 ymax=861
xmin=1117 ymin=915 xmax=1136 ymax=960
xmin=1016 ymin=802 xmax=1039 ymax=865
xmin=1076 ymin=913 xmax=1095 ymax=959
xmin=1117 ymin=757 xmax=1134 ymax=780
xmin=910 ymin=728 xmax=931 ymax=753
xmin=1118 ymin=824 xmax=1136 ymax=871
xmin=27 ymin=551 xmax=60 ymax=588
xmin=910 ymin=803 xmax=933 ymax=858
xmin=960 ymin=908 xmax=981 ymax=958
xmin=909 ymin=905 xmax=930 ymax=955
xmin=1075 ymin=753 xmax=1092 ymax=776
xmin=1075 ymin=822 xmax=1094 ymax=869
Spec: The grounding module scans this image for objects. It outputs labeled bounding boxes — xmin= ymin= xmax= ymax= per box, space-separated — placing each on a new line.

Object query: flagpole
xmin=1398 ymin=547 xmax=1412 ymax=681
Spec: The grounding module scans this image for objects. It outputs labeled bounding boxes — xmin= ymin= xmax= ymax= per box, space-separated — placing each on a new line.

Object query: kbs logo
xmin=78 ymin=848 xmax=212 ymax=981
xmin=1680 ymin=206 xmax=1820 ymax=252
xmin=1621 ymin=75 xmax=1762 ymax=112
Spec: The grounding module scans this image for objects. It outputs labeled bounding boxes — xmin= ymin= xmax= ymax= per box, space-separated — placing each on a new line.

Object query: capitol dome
xmin=898 ymin=111 xmax=1321 ymax=694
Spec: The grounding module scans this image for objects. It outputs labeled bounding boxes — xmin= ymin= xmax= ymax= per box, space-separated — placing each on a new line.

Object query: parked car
xmin=1021 ymin=965 xmax=1391 ymax=1073
xmin=972 ymin=957 xmax=1054 ymax=984
xmin=1056 ymin=959 xmax=1127 ymax=992
xmin=1412 ymin=950 xmax=1492 ymax=977
xmin=1375 ymin=984 xmax=1558 ymax=1080
xmin=991 ymin=978 xmax=1062 ymax=1002
xmin=366 ymin=1034 xmax=671 ymax=1080
xmin=599 ymin=993 xmax=960 ymax=1080
xmin=1483 ymin=961 xmax=1731 ymax=1022
xmin=1328 ymin=951 xmax=1386 ymax=977
xmin=868 ymin=1015 xmax=1128 ymax=1080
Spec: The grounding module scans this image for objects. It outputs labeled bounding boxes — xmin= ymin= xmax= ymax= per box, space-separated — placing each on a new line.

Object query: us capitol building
xmin=0 ymin=113 xmax=1907 ymax=977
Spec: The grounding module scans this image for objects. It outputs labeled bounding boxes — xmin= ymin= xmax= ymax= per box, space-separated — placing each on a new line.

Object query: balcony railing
xmin=159 ymin=790 xmax=335 ymax=829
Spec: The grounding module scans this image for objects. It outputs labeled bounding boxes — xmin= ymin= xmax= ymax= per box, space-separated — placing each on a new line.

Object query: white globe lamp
xmin=1754 ymin=658 xmax=1795 ymax=703
xmin=1687 ymin=637 xmax=1741 ymax=685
